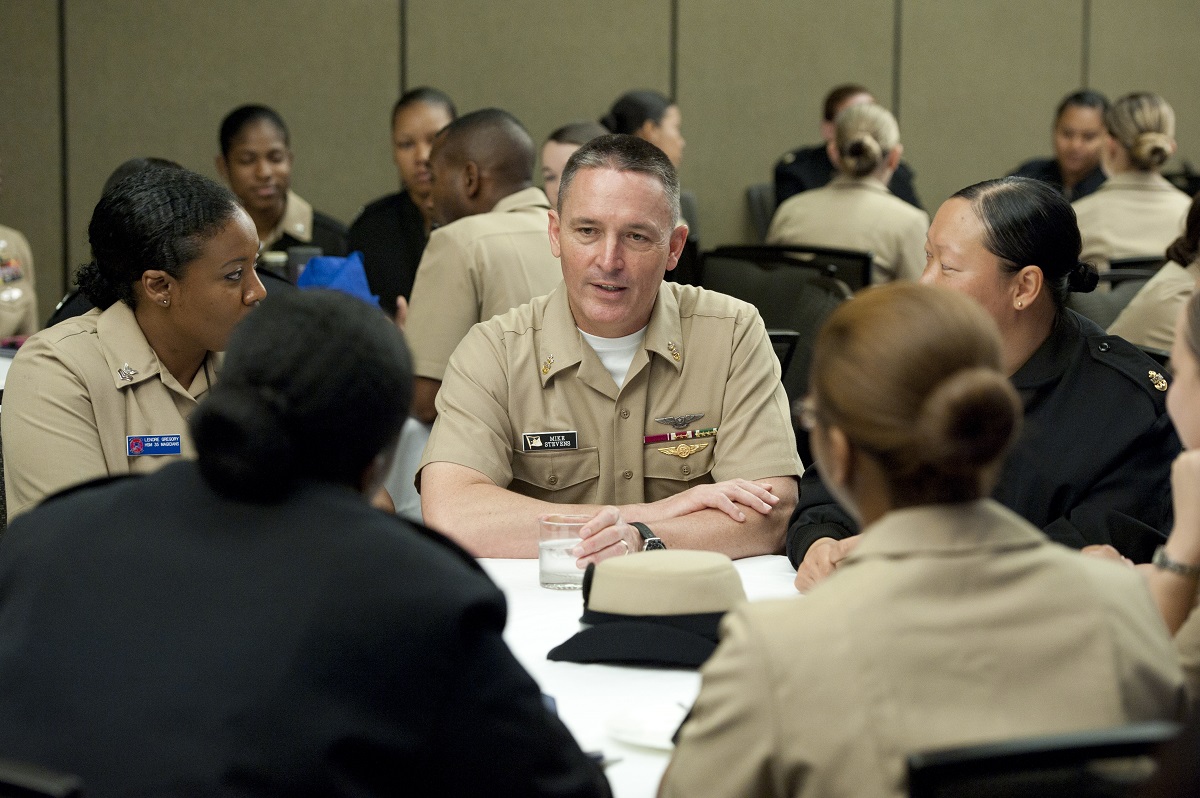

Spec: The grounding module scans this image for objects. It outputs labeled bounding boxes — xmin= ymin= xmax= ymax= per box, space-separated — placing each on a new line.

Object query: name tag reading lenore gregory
xmin=127 ymin=434 xmax=183 ymax=457
xmin=522 ymin=431 xmax=579 ymax=452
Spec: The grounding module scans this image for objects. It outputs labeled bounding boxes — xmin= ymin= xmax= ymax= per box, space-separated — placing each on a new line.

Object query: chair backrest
xmin=1066 ymin=271 xmax=1156 ymax=330
xmin=702 ymin=244 xmax=873 ymax=291
xmin=0 ymin=759 xmax=82 ymax=798
xmin=767 ymin=329 xmax=800 ymax=385
xmin=746 ymin=183 xmax=777 ymax=243
xmin=907 ymin=721 xmax=1180 ymax=798
xmin=1110 ymin=256 xmax=1167 ymax=273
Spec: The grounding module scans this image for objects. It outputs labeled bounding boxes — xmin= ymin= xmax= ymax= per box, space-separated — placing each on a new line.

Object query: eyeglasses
xmin=797 ymin=395 xmax=822 ymax=432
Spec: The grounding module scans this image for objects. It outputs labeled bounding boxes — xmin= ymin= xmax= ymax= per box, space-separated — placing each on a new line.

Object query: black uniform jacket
xmin=787 ymin=310 xmax=1179 ymax=565
xmin=348 ymin=189 xmax=429 ymax=314
xmin=1009 ymin=157 xmax=1107 ymax=202
xmin=774 ymin=145 xmax=923 ymax=210
xmin=0 ymin=462 xmax=609 ymax=798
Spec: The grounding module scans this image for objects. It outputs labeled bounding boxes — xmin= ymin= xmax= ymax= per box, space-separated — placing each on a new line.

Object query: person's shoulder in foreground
xmin=662 ymin=500 xmax=1184 ymax=798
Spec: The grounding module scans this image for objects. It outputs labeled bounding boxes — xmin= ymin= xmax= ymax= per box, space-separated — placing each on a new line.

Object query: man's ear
xmin=663 ymin=224 xmax=689 ymax=273
xmin=462 ymin=161 xmax=481 ymax=199
xmin=548 ymin=210 xmax=563 ymax=259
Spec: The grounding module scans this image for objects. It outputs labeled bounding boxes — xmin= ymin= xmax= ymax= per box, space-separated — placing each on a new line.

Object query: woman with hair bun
xmin=766 ymin=102 xmax=928 ymax=283
xmin=1109 ymin=190 xmax=1200 ymax=350
xmin=1 ymin=168 xmax=266 ymax=519
xmin=0 ymin=289 xmax=609 ymax=798
xmin=790 ymin=176 xmax=1180 ymax=587
xmin=1073 ymin=92 xmax=1191 ymax=271
xmin=662 ymin=282 xmax=1184 ymax=798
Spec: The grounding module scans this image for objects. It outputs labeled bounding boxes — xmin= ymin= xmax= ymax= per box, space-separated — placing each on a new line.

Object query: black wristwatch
xmin=631 ymin=522 xmax=666 ymax=551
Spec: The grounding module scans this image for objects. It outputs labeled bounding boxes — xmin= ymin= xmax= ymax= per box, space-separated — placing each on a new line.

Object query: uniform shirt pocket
xmin=511 ymin=447 xmax=600 ymax=502
xmin=644 ymin=442 xmax=716 ymax=502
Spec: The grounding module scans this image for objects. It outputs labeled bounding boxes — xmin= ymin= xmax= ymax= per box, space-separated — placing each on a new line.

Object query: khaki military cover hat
xmin=547 ymin=550 xmax=746 ymax=668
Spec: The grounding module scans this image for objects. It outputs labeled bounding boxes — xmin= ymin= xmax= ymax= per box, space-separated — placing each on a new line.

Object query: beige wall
xmin=4 ymin=0 xmax=1199 ymax=325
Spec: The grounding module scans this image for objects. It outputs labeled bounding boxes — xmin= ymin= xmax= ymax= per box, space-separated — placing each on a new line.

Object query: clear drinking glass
xmin=538 ymin=514 xmax=590 ymax=589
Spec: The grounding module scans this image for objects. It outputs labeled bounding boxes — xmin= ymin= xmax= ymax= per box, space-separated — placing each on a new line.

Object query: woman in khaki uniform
xmin=766 ymin=103 xmax=928 ymax=283
xmin=1 ymin=169 xmax=265 ymax=520
xmin=661 ymin=283 xmax=1184 ymax=798
xmin=1073 ymin=92 xmax=1191 ymax=271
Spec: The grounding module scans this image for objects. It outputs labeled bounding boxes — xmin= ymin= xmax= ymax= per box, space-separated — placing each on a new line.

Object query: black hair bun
xmin=192 ymin=386 xmax=296 ymax=501
xmin=1067 ymin=261 xmax=1099 ymax=294
xmin=74 ymin=260 xmax=122 ymax=309
xmin=599 ymin=113 xmax=619 ymax=133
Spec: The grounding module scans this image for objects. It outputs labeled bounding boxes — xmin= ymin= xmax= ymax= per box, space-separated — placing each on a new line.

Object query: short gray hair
xmin=557 ymin=134 xmax=680 ymax=224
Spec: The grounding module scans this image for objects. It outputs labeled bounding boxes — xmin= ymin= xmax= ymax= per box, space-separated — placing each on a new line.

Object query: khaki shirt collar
xmin=1100 ymin=171 xmax=1178 ymax=194
xmin=492 ymin=186 xmax=551 ymax=214
xmin=96 ymin=301 xmax=213 ymax=399
xmin=828 ymin=174 xmax=891 ymax=194
xmin=845 ymin=499 xmax=1046 ymax=562
xmin=262 ymin=190 xmax=315 ymax=248
xmin=538 ymin=281 xmax=685 ymax=390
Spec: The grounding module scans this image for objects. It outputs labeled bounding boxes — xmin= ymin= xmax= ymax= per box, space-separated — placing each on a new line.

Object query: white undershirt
xmin=579 ymin=326 xmax=647 ymax=389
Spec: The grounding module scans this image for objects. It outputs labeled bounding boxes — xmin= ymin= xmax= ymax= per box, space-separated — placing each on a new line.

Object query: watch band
xmin=630 ymin=522 xmax=666 ymax=551
xmin=1153 ymin=545 xmax=1200 ymax=578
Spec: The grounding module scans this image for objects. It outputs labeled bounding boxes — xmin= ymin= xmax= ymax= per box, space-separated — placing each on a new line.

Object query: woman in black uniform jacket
xmin=0 ymin=290 xmax=609 ymax=798
xmin=789 ymin=176 xmax=1180 ymax=590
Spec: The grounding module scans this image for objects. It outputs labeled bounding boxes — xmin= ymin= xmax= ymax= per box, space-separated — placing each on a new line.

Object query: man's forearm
xmin=648 ymin=477 xmax=797 ymax=559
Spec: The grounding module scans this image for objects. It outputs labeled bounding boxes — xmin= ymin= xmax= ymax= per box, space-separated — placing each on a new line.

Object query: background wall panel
xmin=0 ymin=0 xmax=64 ymax=321
xmin=678 ymin=0 xmax=897 ymax=246
xmin=899 ymin=0 xmax=1086 ymax=214
xmin=64 ymin=0 xmax=401 ymax=273
xmin=407 ymin=0 xmax=671 ymax=178
xmin=1090 ymin=0 xmax=1200 ymax=182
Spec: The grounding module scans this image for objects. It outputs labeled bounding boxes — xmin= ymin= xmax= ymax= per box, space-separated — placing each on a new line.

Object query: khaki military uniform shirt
xmin=419 ymin=282 xmax=803 ymax=506
xmin=664 ymin=500 xmax=1185 ymax=798
xmin=0 ymin=224 xmax=40 ymax=337
xmin=765 ymin=175 xmax=929 ymax=283
xmin=406 ymin=187 xmax=562 ymax=381
xmin=261 ymin=190 xmax=316 ymax=250
xmin=2 ymin=301 xmax=214 ymax=519
xmin=1073 ymin=172 xmax=1191 ymax=272
xmin=1108 ymin=259 xmax=1199 ymax=351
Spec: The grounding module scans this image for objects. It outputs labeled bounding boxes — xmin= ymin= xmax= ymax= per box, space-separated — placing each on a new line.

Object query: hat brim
xmin=547 ymin=620 xmax=718 ymax=669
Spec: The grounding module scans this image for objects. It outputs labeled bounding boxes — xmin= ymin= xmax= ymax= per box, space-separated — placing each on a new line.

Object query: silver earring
xmin=162 ymin=299 xmax=169 ymax=306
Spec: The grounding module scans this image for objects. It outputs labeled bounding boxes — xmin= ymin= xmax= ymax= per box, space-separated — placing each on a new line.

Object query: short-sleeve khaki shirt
xmin=1108 ymin=259 xmax=1200 ymax=350
xmin=2 ymin=301 xmax=213 ymax=519
xmin=1073 ymin=172 xmax=1190 ymax=271
xmin=0 ymin=224 xmax=40 ymax=337
xmin=405 ymin=187 xmax=563 ymax=381
xmin=418 ymin=282 xmax=803 ymax=505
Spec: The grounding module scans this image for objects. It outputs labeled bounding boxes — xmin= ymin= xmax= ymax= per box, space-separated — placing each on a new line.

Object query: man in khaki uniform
xmin=405 ymin=109 xmax=562 ymax=424
xmin=419 ymin=134 xmax=802 ymax=563
xmin=0 ymin=223 xmax=40 ymax=337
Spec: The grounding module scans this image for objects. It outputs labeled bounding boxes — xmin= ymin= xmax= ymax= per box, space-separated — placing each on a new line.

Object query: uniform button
xmin=620 ymin=408 xmax=630 ymax=419
xmin=623 ymin=470 xmax=633 ymax=480
xmin=682 ymin=465 xmax=691 ymax=475
xmin=548 ymin=475 xmax=558 ymax=485
xmin=1098 ymin=342 xmax=1110 ymax=352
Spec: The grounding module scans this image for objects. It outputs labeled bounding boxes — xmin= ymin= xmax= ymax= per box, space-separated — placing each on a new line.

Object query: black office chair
xmin=767 ymin=329 xmax=800 ymax=385
xmin=700 ymin=244 xmax=873 ymax=292
xmin=1111 ymin=256 xmax=1167 ymax=273
xmin=1066 ymin=270 xmax=1157 ymax=330
xmin=907 ymin=721 xmax=1180 ymax=798
xmin=0 ymin=759 xmax=82 ymax=798
xmin=746 ymin=182 xmax=777 ymax=243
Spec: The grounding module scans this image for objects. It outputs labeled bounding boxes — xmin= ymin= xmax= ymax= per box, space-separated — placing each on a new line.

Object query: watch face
xmin=644 ymin=538 xmax=667 ymax=551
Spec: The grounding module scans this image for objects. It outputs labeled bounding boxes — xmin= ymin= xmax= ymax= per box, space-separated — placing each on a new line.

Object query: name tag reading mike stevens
xmin=127 ymin=434 xmax=183 ymax=457
xmin=522 ymin=431 xmax=578 ymax=452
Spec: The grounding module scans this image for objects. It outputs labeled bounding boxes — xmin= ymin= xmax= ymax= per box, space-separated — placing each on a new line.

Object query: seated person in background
xmin=419 ymin=134 xmax=802 ymax=563
xmin=660 ymin=282 xmax=1185 ymax=798
xmin=1073 ymin=92 xmax=1190 ymax=271
xmin=541 ymin=121 xmax=609 ymax=207
xmin=774 ymin=83 xmax=921 ymax=210
xmin=790 ymin=177 xmax=1179 ymax=589
xmin=404 ymin=108 xmax=562 ymax=424
xmin=348 ymin=87 xmax=456 ymax=316
xmin=2 ymin=169 xmax=266 ymax=521
xmin=1109 ymin=190 xmax=1200 ymax=351
xmin=0 ymin=220 xmax=38 ymax=337
xmin=216 ymin=104 xmax=348 ymax=258
xmin=0 ymin=289 xmax=610 ymax=798
xmin=600 ymin=90 xmax=685 ymax=169
xmin=1145 ymin=292 xmax=1200 ymax=698
xmin=767 ymin=102 xmax=928 ymax=283
xmin=1009 ymin=89 xmax=1109 ymax=201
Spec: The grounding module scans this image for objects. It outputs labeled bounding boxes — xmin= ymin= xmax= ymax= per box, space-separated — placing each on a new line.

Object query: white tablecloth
xmin=481 ymin=555 xmax=800 ymax=798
